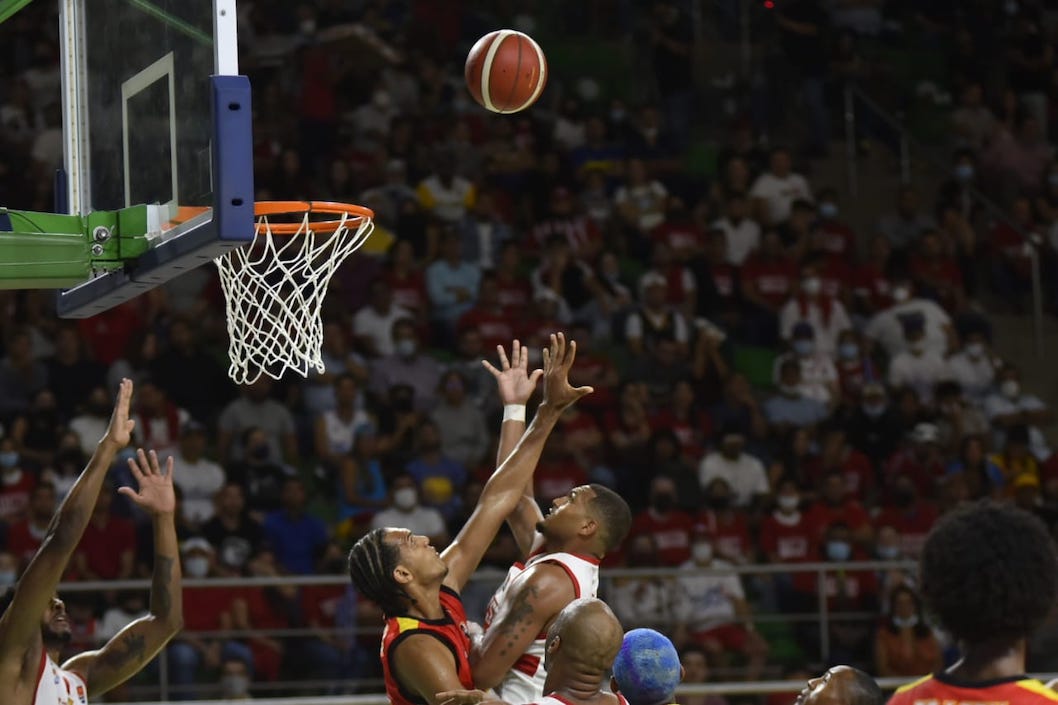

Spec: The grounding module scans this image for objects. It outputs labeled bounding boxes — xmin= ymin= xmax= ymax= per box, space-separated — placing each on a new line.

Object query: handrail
xmin=843 ymin=80 xmax=1045 ymax=356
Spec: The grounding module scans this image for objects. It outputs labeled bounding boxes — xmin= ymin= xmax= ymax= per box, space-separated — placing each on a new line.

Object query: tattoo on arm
xmin=495 ymin=584 xmax=539 ymax=658
xmin=96 ymin=633 xmax=147 ymax=674
xmin=151 ymin=556 xmax=174 ymax=620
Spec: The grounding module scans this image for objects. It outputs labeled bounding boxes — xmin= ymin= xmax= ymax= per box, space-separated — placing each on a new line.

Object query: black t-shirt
xmin=225 ymin=461 xmax=294 ymax=514
xmin=202 ymin=514 xmax=263 ymax=569
xmin=779 ymin=0 xmax=830 ymax=75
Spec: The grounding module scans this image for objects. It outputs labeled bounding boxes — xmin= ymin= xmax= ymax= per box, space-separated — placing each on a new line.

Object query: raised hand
xmin=119 ymin=448 xmax=176 ymax=516
xmin=435 ymin=689 xmax=489 ymax=705
xmin=482 ymin=339 xmax=543 ymax=406
xmin=102 ymin=378 xmax=136 ymax=449
xmin=541 ymin=332 xmax=593 ymax=411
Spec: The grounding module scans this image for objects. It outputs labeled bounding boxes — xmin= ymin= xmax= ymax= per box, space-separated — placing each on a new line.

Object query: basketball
xmin=464 ymin=30 xmax=548 ymax=114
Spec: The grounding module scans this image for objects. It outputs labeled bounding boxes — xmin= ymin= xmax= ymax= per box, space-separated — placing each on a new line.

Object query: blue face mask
xmin=819 ymin=202 xmax=838 ymax=219
xmin=954 ymin=164 xmax=974 ymax=182
xmin=793 ymin=339 xmax=814 ymax=357
xmin=826 ymin=540 xmax=852 ymax=561
xmin=838 ymin=342 xmax=859 ymax=360
xmin=0 ymin=451 xmax=18 ymax=469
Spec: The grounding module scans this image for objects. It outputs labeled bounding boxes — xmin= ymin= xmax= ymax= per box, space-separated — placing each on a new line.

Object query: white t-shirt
xmin=614 ymin=181 xmax=668 ymax=231
xmin=370 ymin=505 xmax=446 ymax=537
xmin=864 ymin=299 xmax=951 ymax=357
xmin=712 ymin=217 xmax=761 ymax=265
xmin=887 ymin=351 xmax=952 ymax=404
xmin=352 ymin=303 xmax=412 ymax=357
xmin=946 ymin=351 xmax=997 ymax=404
xmin=749 ymin=172 xmax=813 ymax=223
xmin=773 ymin=352 xmax=837 ymax=405
xmin=672 ymin=559 xmax=744 ymax=631
xmin=698 ymin=452 xmax=770 ymax=507
xmin=778 ymin=299 xmax=851 ymax=356
xmin=172 ymin=455 xmax=227 ymax=525
xmin=983 ymin=392 xmax=1052 ymax=461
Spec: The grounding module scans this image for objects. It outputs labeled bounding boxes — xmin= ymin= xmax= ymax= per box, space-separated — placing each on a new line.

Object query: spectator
xmin=368 ymin=318 xmax=443 ymax=412
xmin=875 ymin=475 xmax=939 ymax=557
xmin=8 ymin=388 xmax=62 ymax=470
xmin=887 ymin=317 xmax=951 ymax=404
xmin=494 ymin=240 xmax=534 ymax=317
xmin=818 ymin=426 xmax=875 ymax=503
xmin=909 ymin=229 xmax=965 ymax=312
xmin=990 ymin=425 xmax=1041 ymax=491
xmin=352 ymin=278 xmax=413 ymax=359
xmin=834 ymin=329 xmax=880 ymax=408
xmin=608 ymin=533 xmax=675 ymax=629
xmin=678 ymin=644 xmax=730 ymax=705
xmin=73 ymin=483 xmax=135 ymax=580
xmin=984 ymin=364 xmax=1053 ymax=462
xmin=865 ymin=277 xmax=956 ymax=358
xmin=629 ymin=476 xmax=695 ymax=566
xmin=151 ymin=317 xmax=232 ymax=424
xmin=885 ymin=423 xmax=947 ymax=502
xmin=0 ymin=436 xmax=35 ymax=525
xmin=405 ymin=420 xmax=468 ymax=520
xmin=0 ymin=327 xmax=48 ymax=420
xmin=845 ymin=382 xmax=903 ymax=468
xmin=456 ymin=273 xmax=517 ymax=353
xmin=945 ymin=435 xmax=1004 ymax=500
xmin=625 ymin=271 xmax=691 ymax=359
xmin=226 ymin=426 xmax=297 ymax=518
xmin=202 ymin=482 xmax=263 ymax=574
xmin=217 ymin=378 xmax=298 ymax=465
xmin=45 ymin=323 xmax=104 ymax=419
xmin=779 ymin=262 xmax=851 ymax=355
xmin=875 ymin=185 xmax=935 ymax=254
xmin=874 ymin=586 xmax=942 ymax=677
xmin=313 ymin=373 xmax=371 ymax=473
xmin=530 ymin=186 xmax=603 ymax=261
xmin=218 ymin=657 xmax=254 ymax=700
xmin=171 ymin=420 xmax=226 ymax=528
xmin=698 ymin=427 xmax=770 ymax=509
xmin=759 ymin=477 xmax=815 ymax=608
xmin=650 ymin=429 xmax=703 ymax=513
xmin=369 ymin=474 xmax=449 ymax=547
xmin=817 ymin=522 xmax=879 ymax=666
xmin=741 ymin=230 xmax=798 ymax=342
xmin=697 ymin=479 xmax=754 ymax=565
xmin=336 ymin=423 xmax=388 ymax=536
xmin=425 ymin=230 xmax=481 ymax=332
xmin=814 ymin=187 xmax=856 ymax=258
xmin=805 ymin=471 xmax=873 ymax=546
xmin=234 ymin=549 xmax=296 ymax=682
xmin=764 ymin=359 xmax=830 ymax=431
xmin=457 ymin=189 xmax=512 ymax=269
xmin=951 ymin=81 xmax=996 ymax=150
xmin=773 ymin=322 xmax=838 ymax=406
xmin=946 ymin=330 xmax=999 ymax=405
xmin=529 ymin=235 xmax=599 ymax=321
xmin=5 ymin=479 xmax=54 ymax=570
xmin=749 ymin=147 xmax=813 ymax=226
xmin=383 ymin=240 xmax=429 ymax=320
xmin=672 ymin=526 xmax=768 ymax=681
xmin=68 ymin=385 xmax=112 ymax=457
xmin=712 ymin=190 xmax=760 ymax=266
xmin=416 ymin=151 xmax=475 ymax=224
xmin=934 ymin=380 xmax=990 ymax=452
xmin=262 ymin=477 xmax=329 ymax=575
xmin=614 ymin=158 xmax=669 ymax=236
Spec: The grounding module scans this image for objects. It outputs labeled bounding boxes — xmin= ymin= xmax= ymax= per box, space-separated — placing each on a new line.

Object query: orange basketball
xmin=465 ymin=30 xmax=548 ymax=114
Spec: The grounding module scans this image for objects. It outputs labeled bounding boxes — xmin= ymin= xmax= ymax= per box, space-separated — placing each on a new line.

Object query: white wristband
xmin=503 ymin=404 xmax=527 ymax=422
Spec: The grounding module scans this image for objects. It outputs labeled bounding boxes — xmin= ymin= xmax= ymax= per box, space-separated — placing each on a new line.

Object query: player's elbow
xmin=471 ymin=661 xmax=506 ymax=691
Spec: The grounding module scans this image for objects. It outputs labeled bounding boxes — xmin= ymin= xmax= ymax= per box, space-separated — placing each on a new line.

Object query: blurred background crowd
xmin=4 ymin=0 xmax=1058 ymax=702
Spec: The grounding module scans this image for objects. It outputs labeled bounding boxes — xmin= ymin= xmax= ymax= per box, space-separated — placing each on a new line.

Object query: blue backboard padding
xmin=56 ymin=75 xmax=253 ymax=319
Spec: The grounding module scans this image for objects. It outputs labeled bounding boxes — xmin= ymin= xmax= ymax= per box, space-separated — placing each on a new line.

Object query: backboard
xmin=55 ymin=0 xmax=253 ymax=317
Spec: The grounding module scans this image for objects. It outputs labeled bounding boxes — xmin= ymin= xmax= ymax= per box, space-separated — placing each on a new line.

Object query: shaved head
xmin=544 ymin=598 xmax=624 ymax=692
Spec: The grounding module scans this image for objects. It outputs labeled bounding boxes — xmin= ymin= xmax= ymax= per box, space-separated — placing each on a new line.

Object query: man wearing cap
xmin=887 ymin=317 xmax=951 ymax=405
xmin=611 ymin=628 xmax=683 ymax=705
xmin=171 ymin=420 xmax=225 ymax=528
xmin=625 ymin=270 xmax=692 ymax=359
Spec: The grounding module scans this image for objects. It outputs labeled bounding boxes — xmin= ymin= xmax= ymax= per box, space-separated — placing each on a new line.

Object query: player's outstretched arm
xmin=393 ymin=634 xmax=483 ymax=705
xmin=0 ymin=379 xmax=135 ymax=661
xmin=442 ymin=333 xmax=592 ymax=593
xmin=484 ymin=340 xmax=545 ymax=558
xmin=63 ymin=448 xmax=184 ymax=695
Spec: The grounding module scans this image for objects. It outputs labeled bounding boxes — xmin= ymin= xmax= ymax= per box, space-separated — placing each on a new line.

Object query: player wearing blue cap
xmin=611 ymin=628 xmax=683 ymax=705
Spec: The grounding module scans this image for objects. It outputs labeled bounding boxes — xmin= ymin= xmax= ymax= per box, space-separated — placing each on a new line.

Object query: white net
xmin=214 ymin=207 xmax=374 ymax=385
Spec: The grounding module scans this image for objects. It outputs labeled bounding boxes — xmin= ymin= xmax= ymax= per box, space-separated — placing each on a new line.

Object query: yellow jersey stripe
xmin=1015 ymin=679 xmax=1058 ymax=701
xmin=894 ymin=675 xmax=933 ymax=694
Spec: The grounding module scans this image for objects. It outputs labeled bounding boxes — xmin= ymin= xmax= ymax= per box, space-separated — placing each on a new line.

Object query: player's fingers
xmin=564 ymin=339 xmax=578 ymax=368
xmin=573 ymin=385 xmax=594 ymax=397
xmin=127 ymin=451 xmax=147 ymax=481
xmin=528 ymin=369 xmax=543 ymax=386
xmin=481 ymin=360 xmax=502 ymax=377
xmin=164 ymin=455 xmax=175 ymax=479
xmin=497 ymin=344 xmax=510 ymax=370
xmin=117 ymin=486 xmax=140 ymax=501
xmin=148 ymin=449 xmax=162 ymax=475
xmin=554 ymin=331 xmax=565 ymax=364
xmin=542 ymin=346 xmax=550 ymax=371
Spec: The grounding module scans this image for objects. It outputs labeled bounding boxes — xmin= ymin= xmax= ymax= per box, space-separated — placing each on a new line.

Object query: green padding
xmin=0 ymin=0 xmax=34 ymax=25
xmin=0 ymin=231 xmax=90 ymax=288
xmin=732 ymin=344 xmax=776 ymax=389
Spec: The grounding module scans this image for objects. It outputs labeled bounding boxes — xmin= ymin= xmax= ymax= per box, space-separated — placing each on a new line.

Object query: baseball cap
xmin=612 ymin=629 xmax=682 ymax=705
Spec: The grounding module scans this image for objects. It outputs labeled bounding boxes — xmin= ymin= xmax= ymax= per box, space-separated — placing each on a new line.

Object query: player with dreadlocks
xmin=349 ymin=333 xmax=592 ymax=705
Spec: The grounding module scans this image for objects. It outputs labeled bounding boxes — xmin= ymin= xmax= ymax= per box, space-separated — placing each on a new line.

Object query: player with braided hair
xmin=349 ymin=333 xmax=592 ymax=705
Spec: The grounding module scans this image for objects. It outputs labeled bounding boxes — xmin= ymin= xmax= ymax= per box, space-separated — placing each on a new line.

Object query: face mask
xmin=838 ymin=342 xmax=859 ymax=360
xmin=954 ymin=164 xmax=974 ymax=182
xmin=1001 ymin=380 xmax=1020 ymax=399
xmin=862 ymin=401 xmax=886 ymax=418
xmin=892 ymin=615 xmax=919 ymax=629
xmin=892 ymin=286 xmax=911 ymax=303
xmin=819 ymin=202 xmax=838 ymax=219
xmin=778 ymin=495 xmax=800 ymax=511
xmin=801 ymin=277 xmax=822 ymax=296
xmin=185 ymin=556 xmax=210 ymax=578
xmin=908 ymin=340 xmax=926 ymax=354
xmin=222 ymin=675 xmax=251 ymax=697
xmin=691 ymin=542 xmax=713 ymax=563
xmin=0 ymin=451 xmax=18 ymax=469
xmin=395 ymin=339 xmax=417 ymax=358
xmin=651 ymin=494 xmax=675 ymax=513
xmin=877 ymin=545 xmax=900 ymax=560
xmin=793 ymin=339 xmax=814 ymax=357
xmin=965 ymin=342 xmax=984 ymax=358
xmin=0 ymin=570 xmax=15 ymax=586
xmin=394 ymin=487 xmax=418 ymax=510
xmin=826 ymin=540 xmax=852 ymax=561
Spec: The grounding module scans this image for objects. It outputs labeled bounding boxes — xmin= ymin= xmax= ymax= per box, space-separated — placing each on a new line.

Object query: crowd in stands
xmin=5 ymin=0 xmax=1058 ymax=701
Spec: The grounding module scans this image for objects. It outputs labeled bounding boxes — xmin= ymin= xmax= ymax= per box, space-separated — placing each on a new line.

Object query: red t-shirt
xmin=741 ymin=256 xmax=796 ymax=308
xmin=0 ymin=472 xmax=36 ymax=523
xmin=805 ymin=453 xmax=875 ymax=502
xmin=650 ymin=408 xmax=711 ymax=461
xmin=496 ymin=275 xmax=533 ymax=317
xmin=381 ymin=586 xmax=473 ymax=705
xmin=457 ymin=308 xmax=516 ymax=351
xmin=630 ymin=510 xmax=694 ymax=566
xmin=651 ymin=221 xmax=705 ymax=257
xmin=818 ymin=255 xmax=852 ymax=299
xmin=759 ymin=511 xmax=814 ymax=563
xmin=534 ymin=458 xmax=589 ymax=503
xmin=74 ymin=515 xmax=136 ymax=580
xmin=817 ymin=221 xmax=856 ymax=257
xmin=708 ymin=263 xmax=738 ymax=300
xmin=696 ymin=509 xmax=753 ymax=563
xmin=181 ymin=585 xmax=240 ymax=633
xmin=889 ymin=674 xmax=1058 ymax=705
xmin=804 ymin=500 xmax=871 ymax=541
xmin=6 ymin=519 xmax=44 ymax=567
xmin=387 ymin=270 xmax=428 ymax=314
xmin=851 ymin=263 xmax=891 ymax=312
xmin=76 ymin=300 xmax=144 ymax=366
xmin=874 ymin=502 xmax=940 ymax=556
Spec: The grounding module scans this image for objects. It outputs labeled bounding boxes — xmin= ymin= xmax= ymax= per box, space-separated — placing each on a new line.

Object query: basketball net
xmin=214 ymin=202 xmax=374 ymax=385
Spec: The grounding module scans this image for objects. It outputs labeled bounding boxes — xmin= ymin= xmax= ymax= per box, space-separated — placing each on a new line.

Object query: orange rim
xmin=254 ymin=200 xmax=375 ymax=235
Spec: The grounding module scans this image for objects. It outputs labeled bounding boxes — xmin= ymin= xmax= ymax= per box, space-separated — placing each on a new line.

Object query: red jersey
xmin=381 ymin=586 xmax=473 ymax=705
xmin=651 ymin=220 xmax=705 ymax=258
xmin=817 ymin=220 xmax=856 ymax=257
xmin=759 ymin=511 xmax=813 ymax=563
xmin=818 ymin=255 xmax=852 ymax=299
xmin=387 ymin=270 xmax=429 ymax=314
xmin=889 ymin=673 xmax=1058 ymax=705
xmin=874 ymin=502 xmax=940 ymax=557
xmin=805 ymin=500 xmax=871 ymax=541
xmin=741 ymin=256 xmax=796 ymax=308
xmin=650 ymin=408 xmax=711 ymax=461
xmin=708 ymin=262 xmax=738 ymax=300
xmin=630 ymin=510 xmax=694 ymax=566
xmin=496 ymin=275 xmax=532 ymax=316
xmin=852 ymin=263 xmax=891 ymax=312
xmin=697 ymin=509 xmax=753 ymax=564
xmin=6 ymin=519 xmax=44 ymax=568
xmin=457 ymin=307 xmax=516 ymax=351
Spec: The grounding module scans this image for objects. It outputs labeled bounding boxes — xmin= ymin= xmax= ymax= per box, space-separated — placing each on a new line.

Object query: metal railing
xmin=55 ymin=560 xmax=929 ymax=700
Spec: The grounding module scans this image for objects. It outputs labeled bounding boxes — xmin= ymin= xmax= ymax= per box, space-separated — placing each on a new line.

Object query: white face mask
xmin=965 ymin=342 xmax=985 ymax=358
xmin=892 ymin=286 xmax=911 ymax=303
xmin=892 ymin=614 xmax=919 ymax=629
xmin=691 ymin=542 xmax=713 ymax=564
xmin=395 ymin=339 xmax=417 ymax=358
xmin=222 ymin=674 xmax=251 ymax=697
xmin=777 ymin=495 xmax=800 ymax=511
xmin=1001 ymin=380 xmax=1020 ymax=399
xmin=393 ymin=487 xmax=418 ymax=510
xmin=801 ymin=277 xmax=822 ymax=296
xmin=908 ymin=340 xmax=926 ymax=354
xmin=185 ymin=556 xmax=210 ymax=578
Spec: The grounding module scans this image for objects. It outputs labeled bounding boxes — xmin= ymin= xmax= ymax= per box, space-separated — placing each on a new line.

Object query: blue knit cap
xmin=612 ymin=628 xmax=681 ymax=705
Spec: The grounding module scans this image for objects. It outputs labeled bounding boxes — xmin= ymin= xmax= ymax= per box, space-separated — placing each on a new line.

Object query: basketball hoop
xmin=214 ymin=201 xmax=375 ymax=385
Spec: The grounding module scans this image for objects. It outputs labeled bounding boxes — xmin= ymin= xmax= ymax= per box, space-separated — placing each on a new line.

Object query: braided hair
xmin=348 ymin=527 xmax=411 ymax=617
